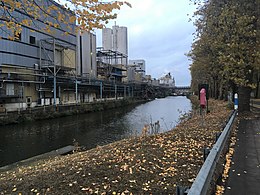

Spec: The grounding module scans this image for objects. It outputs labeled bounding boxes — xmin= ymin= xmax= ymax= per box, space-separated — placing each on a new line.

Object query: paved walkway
xmin=224 ymin=115 xmax=260 ymax=195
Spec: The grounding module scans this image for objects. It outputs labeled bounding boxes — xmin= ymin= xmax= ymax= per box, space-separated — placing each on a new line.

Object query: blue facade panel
xmin=0 ymin=0 xmax=76 ymax=69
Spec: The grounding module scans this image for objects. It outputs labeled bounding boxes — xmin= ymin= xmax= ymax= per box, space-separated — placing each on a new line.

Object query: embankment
xmin=0 ymin=99 xmax=147 ymax=125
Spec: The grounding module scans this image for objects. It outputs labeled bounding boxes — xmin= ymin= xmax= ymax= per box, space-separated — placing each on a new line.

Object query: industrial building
xmin=159 ymin=73 xmax=175 ymax=88
xmin=127 ymin=59 xmax=146 ymax=84
xmin=0 ymin=2 xmax=176 ymax=113
xmin=0 ymin=2 xmax=133 ymax=113
xmin=0 ymin=0 xmax=77 ymax=111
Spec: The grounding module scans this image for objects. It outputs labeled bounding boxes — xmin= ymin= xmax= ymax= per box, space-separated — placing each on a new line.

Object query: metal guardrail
xmin=187 ymin=110 xmax=237 ymax=195
xmin=250 ymin=99 xmax=260 ymax=110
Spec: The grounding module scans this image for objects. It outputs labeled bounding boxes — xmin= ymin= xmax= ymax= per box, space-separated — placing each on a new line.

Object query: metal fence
xmin=187 ymin=110 xmax=237 ymax=195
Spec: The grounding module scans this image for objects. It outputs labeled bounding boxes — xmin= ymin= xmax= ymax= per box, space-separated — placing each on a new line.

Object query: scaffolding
xmin=96 ymin=48 xmax=127 ymax=82
xmin=39 ymin=38 xmax=76 ymax=105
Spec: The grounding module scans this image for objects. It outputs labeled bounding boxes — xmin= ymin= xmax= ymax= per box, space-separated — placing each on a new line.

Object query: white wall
xmin=4 ymin=102 xmax=37 ymax=112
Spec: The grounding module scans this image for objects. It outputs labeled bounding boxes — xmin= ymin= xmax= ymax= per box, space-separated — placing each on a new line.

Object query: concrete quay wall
xmin=0 ymin=98 xmax=147 ymax=125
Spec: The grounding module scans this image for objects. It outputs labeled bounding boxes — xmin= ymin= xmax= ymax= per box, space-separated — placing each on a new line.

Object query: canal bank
xmin=0 ymin=99 xmax=232 ymax=194
xmin=0 ymin=98 xmax=147 ymax=126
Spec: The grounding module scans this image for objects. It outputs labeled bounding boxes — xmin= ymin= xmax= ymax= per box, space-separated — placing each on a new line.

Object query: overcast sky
xmin=96 ymin=0 xmax=197 ymax=86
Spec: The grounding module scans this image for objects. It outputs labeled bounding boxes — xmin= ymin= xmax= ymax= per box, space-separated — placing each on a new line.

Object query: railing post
xmin=176 ymin=186 xmax=189 ymax=195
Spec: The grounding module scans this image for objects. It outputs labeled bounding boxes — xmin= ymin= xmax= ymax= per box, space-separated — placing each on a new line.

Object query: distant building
xmin=143 ymin=75 xmax=160 ymax=86
xmin=128 ymin=59 xmax=146 ymax=77
xmin=102 ymin=25 xmax=128 ymax=65
xmin=159 ymin=73 xmax=175 ymax=87
xmin=151 ymin=79 xmax=160 ymax=86
xmin=144 ymin=75 xmax=152 ymax=81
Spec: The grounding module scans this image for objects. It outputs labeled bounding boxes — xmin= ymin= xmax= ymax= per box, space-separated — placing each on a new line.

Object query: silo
xmin=113 ymin=26 xmax=128 ymax=55
xmin=112 ymin=26 xmax=128 ymax=65
xmin=102 ymin=28 xmax=113 ymax=50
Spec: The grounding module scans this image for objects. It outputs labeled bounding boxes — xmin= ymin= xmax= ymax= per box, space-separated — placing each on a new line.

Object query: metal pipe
xmin=53 ymin=38 xmax=57 ymax=106
xmin=3 ymin=78 xmax=45 ymax=84
xmin=1 ymin=71 xmax=46 ymax=77
xmin=75 ymin=79 xmax=78 ymax=104
xmin=115 ymin=84 xmax=117 ymax=99
xmin=59 ymin=86 xmax=61 ymax=101
xmin=0 ymin=64 xmax=40 ymax=71
xmin=100 ymin=81 xmax=103 ymax=99
xmin=40 ymin=40 xmax=42 ymax=69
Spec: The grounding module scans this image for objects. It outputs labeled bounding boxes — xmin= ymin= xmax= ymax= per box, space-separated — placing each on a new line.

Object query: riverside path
xmin=224 ymin=113 xmax=260 ymax=195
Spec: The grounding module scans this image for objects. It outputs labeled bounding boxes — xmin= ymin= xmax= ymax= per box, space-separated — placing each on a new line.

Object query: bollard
xmin=234 ymin=93 xmax=238 ymax=110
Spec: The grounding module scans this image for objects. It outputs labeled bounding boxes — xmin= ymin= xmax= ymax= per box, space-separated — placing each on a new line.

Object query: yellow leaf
xmin=129 ymin=167 xmax=133 ymax=174
xmin=69 ymin=16 xmax=76 ymax=23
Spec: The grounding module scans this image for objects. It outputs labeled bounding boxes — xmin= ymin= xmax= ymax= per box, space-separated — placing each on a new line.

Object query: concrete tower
xmin=112 ymin=26 xmax=128 ymax=55
xmin=102 ymin=25 xmax=128 ymax=65
xmin=102 ymin=28 xmax=113 ymax=51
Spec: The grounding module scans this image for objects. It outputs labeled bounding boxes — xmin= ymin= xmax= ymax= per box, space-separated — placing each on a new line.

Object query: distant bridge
xmin=174 ymin=86 xmax=191 ymax=90
xmin=173 ymin=86 xmax=191 ymax=96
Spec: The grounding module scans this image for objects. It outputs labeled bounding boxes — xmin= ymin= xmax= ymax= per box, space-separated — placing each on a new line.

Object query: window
xmin=29 ymin=36 xmax=36 ymax=44
xmin=6 ymin=83 xmax=14 ymax=96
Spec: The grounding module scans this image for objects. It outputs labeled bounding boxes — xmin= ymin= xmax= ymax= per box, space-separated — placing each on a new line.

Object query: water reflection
xmin=0 ymin=96 xmax=191 ymax=167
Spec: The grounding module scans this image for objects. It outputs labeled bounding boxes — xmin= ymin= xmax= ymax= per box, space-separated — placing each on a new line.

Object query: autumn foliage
xmin=0 ymin=0 xmax=131 ymax=39
xmin=188 ymin=0 xmax=259 ymax=101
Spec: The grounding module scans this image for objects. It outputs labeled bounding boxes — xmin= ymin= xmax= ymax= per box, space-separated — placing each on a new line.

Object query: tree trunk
xmin=238 ymin=86 xmax=251 ymax=112
xmin=257 ymin=81 xmax=260 ymax=98
xmin=219 ymin=82 xmax=224 ymax=100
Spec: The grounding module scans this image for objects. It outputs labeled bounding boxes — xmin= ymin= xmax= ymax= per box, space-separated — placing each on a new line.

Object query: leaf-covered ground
xmin=0 ymin=99 xmax=231 ymax=195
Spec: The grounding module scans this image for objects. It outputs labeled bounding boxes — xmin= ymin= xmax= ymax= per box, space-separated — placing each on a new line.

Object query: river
xmin=0 ymin=96 xmax=191 ymax=167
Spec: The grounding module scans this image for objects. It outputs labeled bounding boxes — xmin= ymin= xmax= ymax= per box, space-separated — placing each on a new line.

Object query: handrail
xmin=188 ymin=110 xmax=237 ymax=195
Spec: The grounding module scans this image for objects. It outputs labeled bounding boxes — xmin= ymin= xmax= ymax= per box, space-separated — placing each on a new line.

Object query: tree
xmin=0 ymin=0 xmax=131 ymax=39
xmin=189 ymin=0 xmax=259 ymax=111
